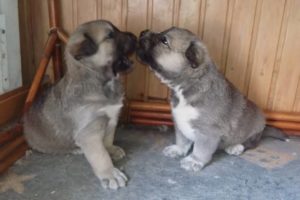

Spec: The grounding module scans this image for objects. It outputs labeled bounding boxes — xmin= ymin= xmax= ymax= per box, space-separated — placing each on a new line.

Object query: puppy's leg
xmin=75 ymin=119 xmax=127 ymax=190
xmin=104 ymin=122 xmax=125 ymax=161
xmin=181 ymin=133 xmax=220 ymax=172
xmin=163 ymin=126 xmax=193 ymax=158
xmin=104 ymin=112 xmax=125 ymax=161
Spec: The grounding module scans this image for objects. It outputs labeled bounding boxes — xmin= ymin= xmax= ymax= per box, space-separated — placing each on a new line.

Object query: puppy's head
xmin=137 ymin=27 xmax=210 ymax=83
xmin=66 ymin=20 xmax=137 ymax=75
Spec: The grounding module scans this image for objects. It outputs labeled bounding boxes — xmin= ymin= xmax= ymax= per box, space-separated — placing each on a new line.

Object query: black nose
xmin=140 ymin=29 xmax=150 ymax=38
xmin=123 ymin=32 xmax=137 ymax=54
xmin=128 ymin=33 xmax=137 ymax=46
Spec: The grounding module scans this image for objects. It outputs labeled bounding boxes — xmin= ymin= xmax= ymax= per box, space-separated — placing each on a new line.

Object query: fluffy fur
xmin=24 ymin=20 xmax=136 ymax=189
xmin=137 ymin=27 xmax=286 ymax=172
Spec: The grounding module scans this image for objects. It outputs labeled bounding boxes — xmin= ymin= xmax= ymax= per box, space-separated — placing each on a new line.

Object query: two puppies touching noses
xmin=24 ymin=20 xmax=287 ymax=189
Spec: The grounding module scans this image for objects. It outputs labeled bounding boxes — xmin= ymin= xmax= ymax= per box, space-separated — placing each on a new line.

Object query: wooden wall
xmin=19 ymin=0 xmax=300 ymax=112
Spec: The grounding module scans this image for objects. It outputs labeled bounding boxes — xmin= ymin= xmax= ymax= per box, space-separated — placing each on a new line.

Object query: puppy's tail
xmin=262 ymin=126 xmax=290 ymax=142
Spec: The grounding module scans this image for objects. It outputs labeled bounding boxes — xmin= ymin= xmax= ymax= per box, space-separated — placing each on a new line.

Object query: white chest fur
xmin=99 ymin=103 xmax=123 ymax=126
xmin=172 ymin=87 xmax=199 ymax=141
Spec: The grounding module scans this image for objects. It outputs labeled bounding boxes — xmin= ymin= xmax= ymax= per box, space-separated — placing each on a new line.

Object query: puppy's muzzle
xmin=120 ymin=32 xmax=137 ymax=55
xmin=138 ymin=30 xmax=154 ymax=50
xmin=113 ymin=32 xmax=137 ymax=75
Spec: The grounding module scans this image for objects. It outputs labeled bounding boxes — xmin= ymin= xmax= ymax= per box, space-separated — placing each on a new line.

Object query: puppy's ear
xmin=185 ymin=42 xmax=205 ymax=68
xmin=71 ymin=33 xmax=98 ymax=60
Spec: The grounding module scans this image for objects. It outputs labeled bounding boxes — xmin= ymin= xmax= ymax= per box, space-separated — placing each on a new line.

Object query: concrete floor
xmin=1 ymin=125 xmax=300 ymax=200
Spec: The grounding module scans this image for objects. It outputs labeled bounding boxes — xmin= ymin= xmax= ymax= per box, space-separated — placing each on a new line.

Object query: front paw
xmin=163 ymin=145 xmax=186 ymax=158
xmin=180 ymin=155 xmax=204 ymax=172
xmin=100 ymin=168 xmax=128 ymax=190
xmin=107 ymin=145 xmax=126 ymax=161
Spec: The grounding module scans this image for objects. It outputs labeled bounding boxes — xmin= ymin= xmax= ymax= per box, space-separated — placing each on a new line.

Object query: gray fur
xmin=24 ymin=20 xmax=136 ymax=189
xmin=137 ymin=27 xmax=270 ymax=172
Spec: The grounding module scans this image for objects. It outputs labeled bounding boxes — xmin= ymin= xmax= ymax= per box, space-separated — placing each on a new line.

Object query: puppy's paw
xmin=107 ymin=145 xmax=126 ymax=161
xmin=163 ymin=145 xmax=186 ymax=158
xmin=71 ymin=148 xmax=83 ymax=155
xmin=180 ymin=155 xmax=204 ymax=172
xmin=225 ymin=144 xmax=245 ymax=156
xmin=100 ymin=168 xmax=128 ymax=190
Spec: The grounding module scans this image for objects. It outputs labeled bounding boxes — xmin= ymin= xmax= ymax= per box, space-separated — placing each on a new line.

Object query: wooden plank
xmin=247 ymin=0 xmax=286 ymax=108
xmin=125 ymin=0 xmax=148 ymax=100
xmin=0 ymin=143 xmax=28 ymax=174
xmin=75 ymin=0 xmax=97 ymax=26
xmin=18 ymin=0 xmax=35 ymax=85
xmin=221 ymin=0 xmax=235 ymax=74
xmin=131 ymin=118 xmax=174 ymax=126
xmin=293 ymin=79 xmax=300 ymax=112
xmin=59 ymin=0 xmax=74 ymax=34
xmin=128 ymin=101 xmax=300 ymax=132
xmin=147 ymin=0 xmax=174 ymax=100
xmin=29 ymin=0 xmax=50 ymax=81
xmin=178 ymin=0 xmax=201 ymax=34
xmin=225 ymin=0 xmax=257 ymax=93
xmin=0 ymin=136 xmax=26 ymax=161
xmin=271 ymin=0 xmax=300 ymax=111
xmin=202 ymin=0 xmax=228 ymax=70
xmin=0 ymin=124 xmax=22 ymax=146
xmin=267 ymin=0 xmax=291 ymax=110
xmin=0 ymin=87 xmax=29 ymax=126
xmin=101 ymin=0 xmax=123 ymax=28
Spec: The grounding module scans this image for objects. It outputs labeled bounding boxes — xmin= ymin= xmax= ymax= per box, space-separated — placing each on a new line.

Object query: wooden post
xmin=57 ymin=29 xmax=69 ymax=44
xmin=22 ymin=33 xmax=57 ymax=114
xmin=48 ymin=0 xmax=63 ymax=80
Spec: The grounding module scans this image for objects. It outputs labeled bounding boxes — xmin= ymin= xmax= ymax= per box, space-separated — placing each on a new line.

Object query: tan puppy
xmin=24 ymin=20 xmax=136 ymax=189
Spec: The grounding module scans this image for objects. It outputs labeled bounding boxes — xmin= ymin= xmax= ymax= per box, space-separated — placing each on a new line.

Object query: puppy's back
xmin=24 ymin=84 xmax=76 ymax=154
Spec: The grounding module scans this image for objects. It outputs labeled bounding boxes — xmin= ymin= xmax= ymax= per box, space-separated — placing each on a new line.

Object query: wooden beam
xmin=264 ymin=110 xmax=300 ymax=123
xmin=131 ymin=118 xmax=174 ymax=126
xmin=0 ymin=136 xmax=26 ymax=161
xmin=0 ymin=87 xmax=29 ymax=126
xmin=48 ymin=0 xmax=63 ymax=80
xmin=130 ymin=110 xmax=172 ymax=120
xmin=57 ymin=29 xmax=69 ymax=44
xmin=0 ymin=124 xmax=22 ymax=146
xmin=0 ymin=143 xmax=28 ymax=174
xmin=128 ymin=101 xmax=300 ymax=134
xmin=23 ymin=32 xmax=57 ymax=114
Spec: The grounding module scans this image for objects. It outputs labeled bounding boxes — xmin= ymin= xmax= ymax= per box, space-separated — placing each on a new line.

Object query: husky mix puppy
xmin=24 ymin=20 xmax=137 ymax=189
xmin=136 ymin=27 xmax=287 ymax=172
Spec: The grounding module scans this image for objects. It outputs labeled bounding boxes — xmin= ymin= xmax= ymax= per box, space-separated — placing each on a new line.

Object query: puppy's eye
xmin=160 ymin=36 xmax=169 ymax=46
xmin=106 ymin=31 xmax=115 ymax=39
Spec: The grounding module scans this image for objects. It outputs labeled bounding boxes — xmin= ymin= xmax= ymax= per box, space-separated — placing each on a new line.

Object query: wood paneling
xmin=225 ymin=0 xmax=257 ymax=93
xmin=19 ymin=0 xmax=300 ymax=113
xmin=247 ymin=0 xmax=286 ymax=108
xmin=202 ymin=0 xmax=228 ymax=71
xmin=126 ymin=0 xmax=148 ymax=100
xmin=271 ymin=0 xmax=300 ymax=112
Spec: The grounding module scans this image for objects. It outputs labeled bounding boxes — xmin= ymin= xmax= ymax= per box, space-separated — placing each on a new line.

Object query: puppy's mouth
xmin=112 ymin=55 xmax=134 ymax=75
xmin=112 ymin=33 xmax=137 ymax=76
xmin=136 ymin=30 xmax=158 ymax=69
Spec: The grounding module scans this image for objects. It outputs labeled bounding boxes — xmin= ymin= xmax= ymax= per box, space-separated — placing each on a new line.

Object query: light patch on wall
xmin=0 ymin=0 xmax=22 ymax=95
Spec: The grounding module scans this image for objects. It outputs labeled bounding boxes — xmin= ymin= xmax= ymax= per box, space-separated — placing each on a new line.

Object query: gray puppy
xmin=137 ymin=27 xmax=286 ymax=172
xmin=24 ymin=20 xmax=136 ymax=189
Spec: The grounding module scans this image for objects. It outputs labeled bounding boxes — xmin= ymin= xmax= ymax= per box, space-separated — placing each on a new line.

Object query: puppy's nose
xmin=128 ymin=33 xmax=137 ymax=46
xmin=140 ymin=29 xmax=150 ymax=38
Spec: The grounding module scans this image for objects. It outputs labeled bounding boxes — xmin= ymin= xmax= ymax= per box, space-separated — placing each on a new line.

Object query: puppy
xmin=24 ymin=20 xmax=137 ymax=189
xmin=137 ymin=27 xmax=287 ymax=172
